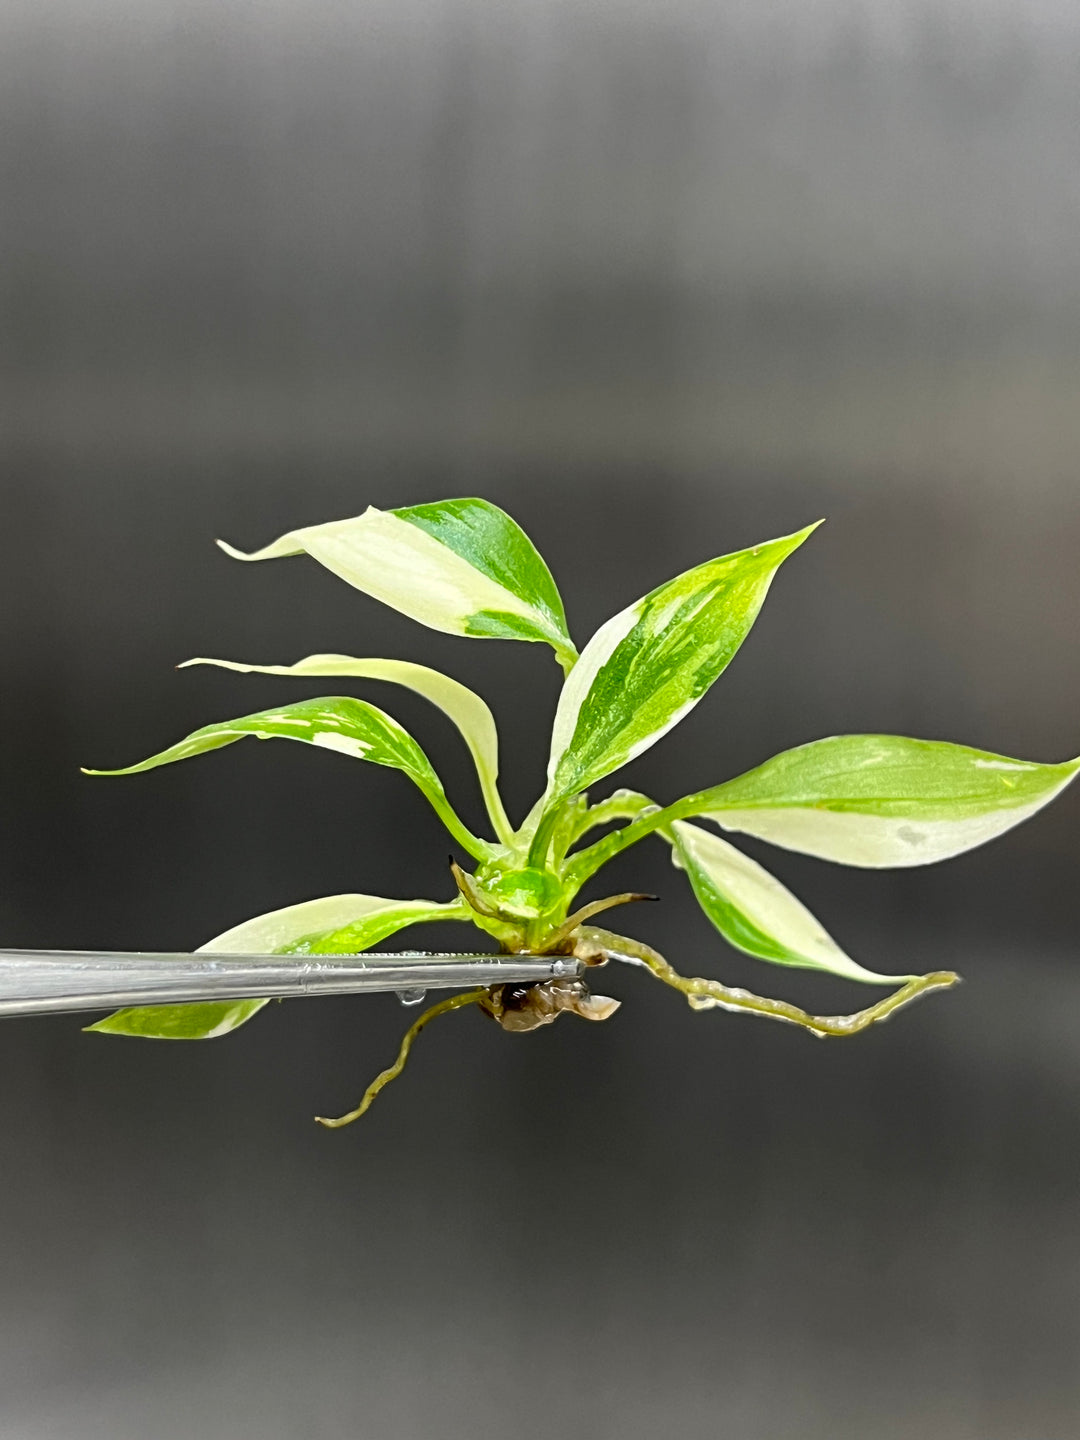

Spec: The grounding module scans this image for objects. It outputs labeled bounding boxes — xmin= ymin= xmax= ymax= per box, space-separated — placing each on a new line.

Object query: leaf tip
xmin=793 ymin=517 xmax=826 ymax=547
xmin=760 ymin=518 xmax=829 ymax=561
xmin=83 ymin=1015 xmax=119 ymax=1033
xmin=216 ymin=538 xmax=250 ymax=561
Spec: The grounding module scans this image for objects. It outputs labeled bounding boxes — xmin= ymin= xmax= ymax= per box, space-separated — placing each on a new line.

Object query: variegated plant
xmin=85 ymin=498 xmax=1079 ymax=1125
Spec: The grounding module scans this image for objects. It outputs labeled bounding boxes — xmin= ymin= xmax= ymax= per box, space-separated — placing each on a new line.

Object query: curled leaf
xmin=83 ymin=694 xmax=492 ymax=860
xmin=181 ymin=653 xmax=512 ymax=844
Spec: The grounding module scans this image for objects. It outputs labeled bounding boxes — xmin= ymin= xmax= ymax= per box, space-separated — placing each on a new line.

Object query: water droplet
xmin=395 ymin=987 xmax=428 ymax=1006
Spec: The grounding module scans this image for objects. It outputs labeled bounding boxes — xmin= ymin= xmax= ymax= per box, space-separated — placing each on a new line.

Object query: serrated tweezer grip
xmin=0 ymin=950 xmax=584 ymax=1018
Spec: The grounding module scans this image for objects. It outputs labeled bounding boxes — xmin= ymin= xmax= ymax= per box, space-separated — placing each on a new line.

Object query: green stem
xmin=421 ymin=782 xmax=497 ymax=863
xmin=315 ymin=988 xmax=488 ymax=1128
xmin=478 ymin=772 xmax=516 ymax=850
xmin=540 ymin=892 xmax=656 ymax=953
xmin=567 ymin=790 xmax=658 ymax=848
xmin=576 ymin=927 xmax=962 ymax=1038
xmin=566 ymin=793 xmax=698 ymax=885
xmin=527 ymin=802 xmax=563 ymax=869
xmin=554 ymin=644 xmax=579 ymax=679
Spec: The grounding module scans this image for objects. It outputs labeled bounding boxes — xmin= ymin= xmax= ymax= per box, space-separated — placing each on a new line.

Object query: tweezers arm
xmin=0 ymin=950 xmax=584 ymax=1018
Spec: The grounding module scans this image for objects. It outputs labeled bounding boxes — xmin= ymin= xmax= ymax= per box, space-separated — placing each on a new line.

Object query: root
xmin=574 ymin=927 xmax=960 ymax=1038
xmin=315 ymin=988 xmax=487 ymax=1129
xmin=540 ymin=892 xmax=658 ymax=952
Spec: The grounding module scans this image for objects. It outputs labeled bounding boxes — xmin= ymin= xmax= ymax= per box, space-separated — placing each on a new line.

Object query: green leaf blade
xmin=546 ymin=523 xmax=819 ymax=802
xmin=669 ymin=820 xmax=911 ymax=983
xmin=86 ymin=893 xmax=470 ymax=1039
xmin=392 ymin=498 xmax=573 ymax=658
xmin=219 ymin=500 xmax=576 ymax=665
xmin=179 ymin=654 xmax=512 ymax=843
xmin=84 ymin=694 xmax=441 ymax=793
xmin=692 ymin=735 xmax=1080 ymax=867
xmin=84 ymin=694 xmax=495 ymax=859
xmin=87 ymin=998 xmax=269 ymax=1039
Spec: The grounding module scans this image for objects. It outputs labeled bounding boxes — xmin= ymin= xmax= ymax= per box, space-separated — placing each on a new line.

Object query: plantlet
xmin=85 ymin=499 xmax=1079 ymax=1126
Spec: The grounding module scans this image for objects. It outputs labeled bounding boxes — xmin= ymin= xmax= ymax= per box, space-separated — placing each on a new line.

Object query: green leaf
xmin=669 ymin=820 xmax=911 ymax=983
xmin=179 ymin=653 xmax=512 ymax=845
xmin=690 ymin=734 xmax=1080 ymax=867
xmin=86 ymin=998 xmax=270 ymax=1040
xmin=83 ymin=694 xmax=493 ymax=860
xmin=275 ymin=895 xmax=471 ymax=954
xmin=86 ymin=893 xmax=470 ymax=1039
xmin=545 ymin=523 xmax=819 ymax=804
xmin=196 ymin=892 xmax=469 ymax=954
xmin=84 ymin=694 xmax=436 ymax=783
xmin=218 ymin=499 xmax=577 ymax=668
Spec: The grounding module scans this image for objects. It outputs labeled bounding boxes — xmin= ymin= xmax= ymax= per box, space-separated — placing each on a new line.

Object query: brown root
xmin=315 ymin=988 xmax=487 ymax=1129
xmin=480 ymin=977 xmax=620 ymax=1033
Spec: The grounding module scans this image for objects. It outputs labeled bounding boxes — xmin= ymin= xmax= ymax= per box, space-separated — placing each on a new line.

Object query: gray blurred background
xmin=2 ymin=1 xmax=1080 ymax=1436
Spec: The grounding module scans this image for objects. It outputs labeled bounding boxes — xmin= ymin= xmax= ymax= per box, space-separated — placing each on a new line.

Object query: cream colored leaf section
xmin=694 ymin=735 xmax=1080 ymax=869
xmin=546 ymin=603 xmax=640 ymax=788
xmin=218 ymin=507 xmax=548 ymax=640
xmin=196 ymin=893 xmax=466 ymax=955
xmin=708 ymin=797 xmax=1072 ymax=868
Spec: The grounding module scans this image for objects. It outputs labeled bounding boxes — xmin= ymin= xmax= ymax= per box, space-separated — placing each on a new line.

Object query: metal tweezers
xmin=0 ymin=949 xmax=584 ymax=1019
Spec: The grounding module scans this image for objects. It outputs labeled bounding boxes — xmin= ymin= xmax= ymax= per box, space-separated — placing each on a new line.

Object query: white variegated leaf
xmin=180 ymin=654 xmax=511 ymax=842
xmin=544 ymin=524 xmax=819 ymax=804
xmin=218 ymin=499 xmax=576 ymax=667
xmin=692 ymin=734 xmax=1080 ymax=868
xmin=83 ymin=695 xmax=439 ymax=787
xmin=83 ymin=694 xmax=493 ymax=859
xmin=197 ymin=893 xmax=469 ymax=955
xmin=669 ymin=821 xmax=910 ymax=983
xmin=86 ymin=893 xmax=470 ymax=1039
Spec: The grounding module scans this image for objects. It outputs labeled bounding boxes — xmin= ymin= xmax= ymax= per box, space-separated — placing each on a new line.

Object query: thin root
xmin=315 ymin=988 xmax=487 ymax=1129
xmin=575 ymin=927 xmax=961 ymax=1038
xmin=541 ymin=892 xmax=658 ymax=952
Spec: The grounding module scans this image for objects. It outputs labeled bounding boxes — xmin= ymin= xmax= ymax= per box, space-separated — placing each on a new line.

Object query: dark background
xmin=3 ymin=2 xmax=1080 ymax=1436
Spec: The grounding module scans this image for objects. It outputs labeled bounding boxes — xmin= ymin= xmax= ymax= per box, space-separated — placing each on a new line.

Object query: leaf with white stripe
xmin=84 ymin=694 xmax=441 ymax=795
xmin=691 ymin=734 xmax=1080 ymax=868
xmin=545 ymin=523 xmax=819 ymax=804
xmin=218 ymin=498 xmax=576 ymax=669
xmin=180 ymin=653 xmax=511 ymax=843
xmin=669 ymin=821 xmax=911 ymax=983
xmin=86 ymin=893 xmax=469 ymax=1039
xmin=83 ymin=695 xmax=492 ymax=858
